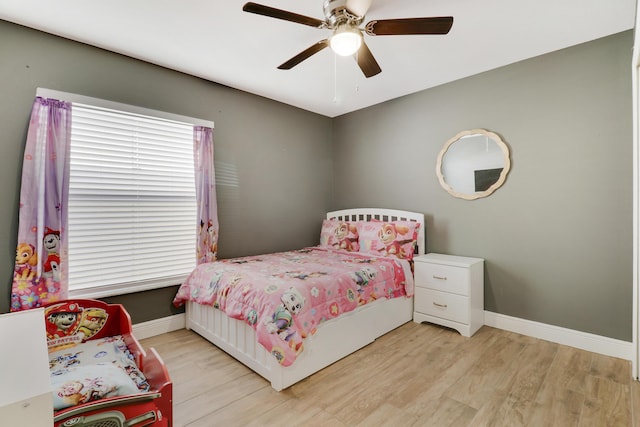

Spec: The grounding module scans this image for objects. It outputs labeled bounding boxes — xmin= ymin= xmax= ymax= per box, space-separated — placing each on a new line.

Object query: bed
xmin=44 ymin=299 xmax=173 ymax=427
xmin=174 ymin=208 xmax=425 ymax=391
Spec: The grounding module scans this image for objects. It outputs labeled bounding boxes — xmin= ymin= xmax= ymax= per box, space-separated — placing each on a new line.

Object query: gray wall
xmin=332 ymin=31 xmax=633 ymax=341
xmin=0 ymin=20 xmax=333 ymax=322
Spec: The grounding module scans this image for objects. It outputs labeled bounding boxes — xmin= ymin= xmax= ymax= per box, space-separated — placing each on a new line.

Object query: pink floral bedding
xmin=173 ymin=247 xmax=414 ymax=366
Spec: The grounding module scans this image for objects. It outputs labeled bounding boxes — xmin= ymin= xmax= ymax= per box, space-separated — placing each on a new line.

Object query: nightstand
xmin=413 ymin=253 xmax=484 ymax=337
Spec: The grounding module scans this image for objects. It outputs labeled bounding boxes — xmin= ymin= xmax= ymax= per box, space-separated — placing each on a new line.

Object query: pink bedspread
xmin=173 ymin=247 xmax=413 ymax=366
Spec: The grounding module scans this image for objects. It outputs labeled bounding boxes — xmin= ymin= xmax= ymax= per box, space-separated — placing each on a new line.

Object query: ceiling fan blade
xmin=278 ymin=40 xmax=330 ymax=70
xmin=243 ymin=2 xmax=326 ymax=28
xmin=365 ymin=17 xmax=454 ymax=36
xmin=355 ymin=40 xmax=381 ymax=78
xmin=345 ymin=0 xmax=373 ymax=18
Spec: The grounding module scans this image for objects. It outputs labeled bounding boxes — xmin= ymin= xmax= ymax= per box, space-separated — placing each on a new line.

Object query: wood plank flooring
xmin=140 ymin=322 xmax=640 ymax=426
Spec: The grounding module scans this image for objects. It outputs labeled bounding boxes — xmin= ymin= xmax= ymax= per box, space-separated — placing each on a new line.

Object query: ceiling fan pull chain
xmin=333 ymin=52 xmax=338 ymax=103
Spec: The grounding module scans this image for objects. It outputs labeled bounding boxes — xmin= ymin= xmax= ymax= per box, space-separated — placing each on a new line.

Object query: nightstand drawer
xmin=414 ymin=288 xmax=469 ymax=324
xmin=414 ymin=263 xmax=469 ymax=295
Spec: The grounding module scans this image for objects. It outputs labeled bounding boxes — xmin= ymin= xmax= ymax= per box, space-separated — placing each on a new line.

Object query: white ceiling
xmin=0 ymin=0 xmax=636 ymax=117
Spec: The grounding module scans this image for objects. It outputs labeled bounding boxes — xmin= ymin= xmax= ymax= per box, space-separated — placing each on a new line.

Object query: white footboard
xmin=186 ymin=296 xmax=413 ymax=391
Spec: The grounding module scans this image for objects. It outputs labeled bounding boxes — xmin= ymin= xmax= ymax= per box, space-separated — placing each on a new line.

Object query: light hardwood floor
xmin=140 ymin=322 xmax=640 ymax=426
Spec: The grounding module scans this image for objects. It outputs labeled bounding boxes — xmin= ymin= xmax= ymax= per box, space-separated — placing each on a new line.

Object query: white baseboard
xmin=132 ymin=313 xmax=186 ymax=340
xmin=131 ymin=311 xmax=632 ymax=362
xmin=484 ymin=311 xmax=633 ymax=361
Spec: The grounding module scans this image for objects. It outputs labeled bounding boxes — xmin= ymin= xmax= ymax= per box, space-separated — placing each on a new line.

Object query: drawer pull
xmin=433 ymin=302 xmax=448 ymax=308
xmin=433 ymin=275 xmax=447 ymax=280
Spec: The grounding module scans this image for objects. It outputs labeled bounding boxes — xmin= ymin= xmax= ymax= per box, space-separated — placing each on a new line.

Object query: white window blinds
xmin=68 ymin=103 xmax=197 ymax=297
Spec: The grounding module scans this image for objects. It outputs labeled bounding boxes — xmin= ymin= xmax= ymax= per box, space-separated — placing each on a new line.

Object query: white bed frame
xmin=185 ymin=208 xmax=425 ymax=391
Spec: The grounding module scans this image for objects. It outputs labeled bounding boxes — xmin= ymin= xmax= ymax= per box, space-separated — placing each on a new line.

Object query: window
xmin=37 ymin=89 xmax=213 ymax=298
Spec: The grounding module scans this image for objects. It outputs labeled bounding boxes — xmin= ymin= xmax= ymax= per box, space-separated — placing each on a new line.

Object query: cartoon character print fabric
xmin=13 ymin=228 xmax=65 ymax=310
xmin=194 ymin=126 xmax=219 ymax=265
xmin=51 ymin=364 xmax=138 ymax=409
xmin=319 ymin=219 xmax=359 ymax=251
xmin=173 ymin=246 xmax=413 ymax=366
xmin=16 ymin=230 xmax=61 ymax=284
xmin=49 ymin=335 xmax=150 ymax=410
xmin=358 ymin=221 xmax=421 ymax=261
xmin=263 ymin=287 xmax=307 ymax=361
xmin=11 ymin=97 xmax=71 ymax=311
xmin=197 ymin=218 xmax=219 ymax=264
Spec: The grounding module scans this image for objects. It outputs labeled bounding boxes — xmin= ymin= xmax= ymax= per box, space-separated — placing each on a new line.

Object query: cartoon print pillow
xmin=318 ymin=219 xmax=360 ymax=252
xmin=50 ymin=364 xmax=140 ymax=410
xmin=49 ymin=335 xmax=150 ymax=394
xmin=358 ymin=221 xmax=420 ymax=261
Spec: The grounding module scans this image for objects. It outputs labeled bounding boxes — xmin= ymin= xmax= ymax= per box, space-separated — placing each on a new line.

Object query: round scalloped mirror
xmin=436 ymin=129 xmax=511 ymax=200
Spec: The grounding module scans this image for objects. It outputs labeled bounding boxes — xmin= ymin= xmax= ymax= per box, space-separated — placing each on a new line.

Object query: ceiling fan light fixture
xmin=242 ymin=2 xmax=454 ymax=78
xmin=330 ymin=25 xmax=362 ymax=56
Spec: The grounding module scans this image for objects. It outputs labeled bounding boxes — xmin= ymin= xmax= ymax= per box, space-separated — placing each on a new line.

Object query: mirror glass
xmin=436 ymin=129 xmax=511 ymax=200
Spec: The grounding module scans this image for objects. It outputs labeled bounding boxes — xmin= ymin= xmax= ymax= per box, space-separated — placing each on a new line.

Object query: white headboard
xmin=327 ymin=208 xmax=426 ymax=255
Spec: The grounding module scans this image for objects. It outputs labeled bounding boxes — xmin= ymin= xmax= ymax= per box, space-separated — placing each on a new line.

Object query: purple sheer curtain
xmin=11 ymin=97 xmax=72 ymax=311
xmin=193 ymin=126 xmax=219 ymax=264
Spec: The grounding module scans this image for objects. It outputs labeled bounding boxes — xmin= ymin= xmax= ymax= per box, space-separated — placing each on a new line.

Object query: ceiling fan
xmin=242 ymin=0 xmax=453 ymax=78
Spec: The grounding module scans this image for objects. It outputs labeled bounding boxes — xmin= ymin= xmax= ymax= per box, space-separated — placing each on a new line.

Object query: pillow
xmin=358 ymin=221 xmax=420 ymax=260
xmin=319 ymin=219 xmax=359 ymax=252
xmin=51 ymin=364 xmax=140 ymax=410
xmin=49 ymin=335 xmax=150 ymax=395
